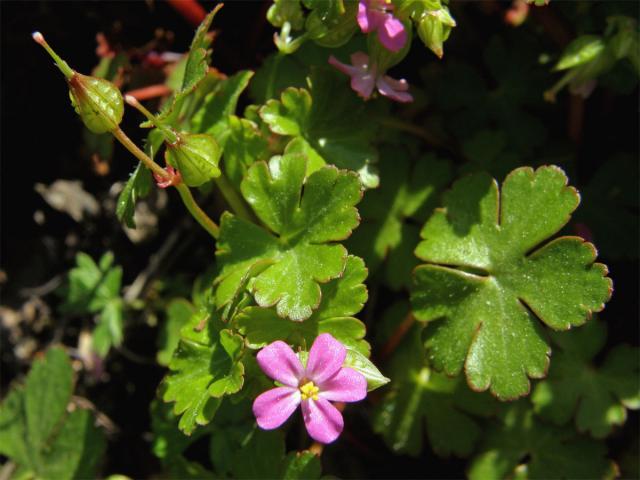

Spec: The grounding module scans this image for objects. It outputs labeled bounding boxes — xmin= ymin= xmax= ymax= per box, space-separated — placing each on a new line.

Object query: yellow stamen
xmin=300 ymin=381 xmax=320 ymax=401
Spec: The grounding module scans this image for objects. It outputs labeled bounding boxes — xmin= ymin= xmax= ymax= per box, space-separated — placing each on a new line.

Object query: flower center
xmin=299 ymin=381 xmax=320 ymax=401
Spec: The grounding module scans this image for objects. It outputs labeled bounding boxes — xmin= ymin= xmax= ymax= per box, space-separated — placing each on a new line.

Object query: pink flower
xmin=328 ymin=52 xmax=413 ymax=103
xmin=252 ymin=333 xmax=367 ymax=444
xmin=357 ymin=0 xmax=407 ymax=52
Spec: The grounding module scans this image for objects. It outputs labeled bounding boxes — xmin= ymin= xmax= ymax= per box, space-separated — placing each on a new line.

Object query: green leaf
xmin=24 ymin=348 xmax=74 ymax=458
xmin=259 ymin=71 xmax=380 ymax=188
xmin=268 ymin=0 xmax=305 ymax=30
xmin=283 ymin=451 xmax=322 ymax=479
xmin=116 ymin=162 xmax=152 ymax=229
xmin=468 ymin=402 xmax=617 ymax=480
xmin=555 ymin=35 xmax=606 ymax=71
xmin=373 ymin=324 xmax=495 ymax=457
xmin=63 ymin=252 xmax=122 ymax=314
xmin=531 ymin=319 xmax=640 ymax=438
xmin=192 ymin=70 xmax=255 ymax=140
xmin=0 ymin=348 xmax=105 ymax=479
xmin=222 ymin=116 xmax=270 ymax=190
xmin=92 ymin=298 xmax=124 ymax=357
xmin=157 ymin=299 xmax=196 ymax=366
xmin=411 ymin=166 xmax=612 ymax=400
xmin=216 ymin=153 xmax=362 ymax=321
xmin=348 ymin=150 xmax=452 ymax=289
xmin=235 ymin=255 xmax=369 ymax=354
xmin=161 ymin=313 xmax=245 ymax=435
xmin=345 ymin=348 xmax=389 ymax=391
xmin=149 ymin=5 xmax=222 ymax=127
xmin=231 ymin=429 xmax=321 ymax=480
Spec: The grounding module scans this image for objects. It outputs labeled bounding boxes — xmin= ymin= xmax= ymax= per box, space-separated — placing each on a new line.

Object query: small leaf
xmin=259 ymin=71 xmax=380 ymax=188
xmin=157 ymin=299 xmax=196 ymax=366
xmin=283 ymin=451 xmax=322 ymax=479
xmin=411 ymin=166 xmax=612 ymax=400
xmin=161 ymin=313 xmax=245 ymax=435
xmin=216 ymin=153 xmax=362 ymax=321
xmin=468 ymin=402 xmax=618 ymax=480
xmin=345 ymin=348 xmax=389 ymax=391
xmin=532 ymin=319 xmax=640 ymax=438
xmin=373 ymin=324 xmax=494 ymax=457
xmin=63 ymin=252 xmax=122 ymax=314
xmin=117 ymin=162 xmax=153 ymax=229
xmin=92 ymin=298 xmax=124 ymax=357
xmin=236 ymin=255 xmax=370 ymax=354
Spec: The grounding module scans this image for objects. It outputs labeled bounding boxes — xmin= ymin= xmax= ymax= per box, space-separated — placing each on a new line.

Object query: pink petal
xmin=318 ymin=367 xmax=368 ymax=403
xmin=350 ymin=51 xmax=372 ymax=70
xmin=351 ymin=72 xmax=376 ymax=100
xmin=376 ymin=75 xmax=413 ymax=103
xmin=253 ymin=387 xmax=301 ymax=430
xmin=256 ymin=341 xmax=303 ymax=387
xmin=328 ymin=55 xmax=360 ymax=78
xmin=306 ymin=334 xmax=347 ymax=383
xmin=301 ymin=397 xmax=344 ymax=444
xmin=357 ymin=1 xmax=373 ymax=32
xmin=378 ymin=15 xmax=407 ymax=52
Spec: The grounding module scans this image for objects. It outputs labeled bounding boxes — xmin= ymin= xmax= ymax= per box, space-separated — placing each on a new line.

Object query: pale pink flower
xmin=252 ymin=333 xmax=367 ymax=444
xmin=328 ymin=52 xmax=413 ymax=103
xmin=357 ymin=0 xmax=407 ymax=52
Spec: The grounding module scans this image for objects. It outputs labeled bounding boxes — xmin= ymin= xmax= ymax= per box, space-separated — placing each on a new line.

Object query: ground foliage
xmin=1 ymin=0 xmax=638 ymax=478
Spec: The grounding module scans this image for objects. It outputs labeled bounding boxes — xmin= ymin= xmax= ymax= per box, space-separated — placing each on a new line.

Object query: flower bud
xmin=416 ymin=7 xmax=456 ymax=59
xmin=33 ymin=31 xmax=123 ymax=133
xmin=165 ymin=133 xmax=222 ymax=187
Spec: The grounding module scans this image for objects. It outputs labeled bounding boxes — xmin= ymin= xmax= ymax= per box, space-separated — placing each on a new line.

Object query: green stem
xmin=124 ymin=95 xmax=179 ymax=143
xmin=32 ymin=32 xmax=74 ymax=79
xmin=175 ymin=184 xmax=220 ymax=239
xmin=214 ymin=174 xmax=256 ymax=222
xmin=112 ymin=127 xmax=219 ymax=239
xmin=113 ymin=127 xmax=168 ymax=179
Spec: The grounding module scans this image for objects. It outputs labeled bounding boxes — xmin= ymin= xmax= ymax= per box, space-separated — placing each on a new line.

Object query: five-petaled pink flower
xmin=253 ymin=333 xmax=367 ymax=444
xmin=357 ymin=0 xmax=407 ymax=52
xmin=329 ymin=52 xmax=413 ymax=103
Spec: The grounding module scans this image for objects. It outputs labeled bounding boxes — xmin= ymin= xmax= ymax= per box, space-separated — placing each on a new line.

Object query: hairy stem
xmin=112 ymin=127 xmax=219 ymax=238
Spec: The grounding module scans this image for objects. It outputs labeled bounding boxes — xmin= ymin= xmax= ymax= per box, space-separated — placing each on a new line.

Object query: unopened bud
xmin=417 ymin=8 xmax=456 ymax=59
xmin=165 ymin=133 xmax=222 ymax=187
xmin=33 ymin=31 xmax=123 ymax=133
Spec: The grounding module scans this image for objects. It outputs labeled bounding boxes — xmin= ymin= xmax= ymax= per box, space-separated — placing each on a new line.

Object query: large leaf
xmin=468 ymin=402 xmax=617 ymax=480
xmin=532 ymin=319 xmax=640 ymax=438
xmin=259 ymin=70 xmax=380 ymax=188
xmin=215 ymin=152 xmax=362 ymax=321
xmin=0 ymin=348 xmax=105 ymax=479
xmin=411 ymin=166 xmax=612 ymax=399
xmin=157 ymin=299 xmax=197 ymax=366
xmin=161 ymin=312 xmax=245 ymax=435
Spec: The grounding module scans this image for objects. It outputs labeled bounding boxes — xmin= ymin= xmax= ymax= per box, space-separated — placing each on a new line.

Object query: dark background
xmin=1 ymin=1 xmax=638 ymax=478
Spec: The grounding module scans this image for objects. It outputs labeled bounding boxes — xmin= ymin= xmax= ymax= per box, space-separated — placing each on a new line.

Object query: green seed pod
xmin=68 ymin=74 xmax=124 ymax=133
xmin=33 ymin=31 xmax=123 ymax=133
xmin=165 ymin=133 xmax=222 ymax=187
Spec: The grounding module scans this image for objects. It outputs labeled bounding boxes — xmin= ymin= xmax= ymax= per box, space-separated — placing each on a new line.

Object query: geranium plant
xmin=1 ymin=1 xmax=638 ymax=478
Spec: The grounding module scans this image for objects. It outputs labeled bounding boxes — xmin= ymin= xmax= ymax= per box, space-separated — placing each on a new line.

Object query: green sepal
xmin=165 ymin=133 xmax=222 ymax=187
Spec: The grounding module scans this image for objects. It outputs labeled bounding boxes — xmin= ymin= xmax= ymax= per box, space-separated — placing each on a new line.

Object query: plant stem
xmin=214 ymin=174 xmax=255 ymax=222
xmin=112 ymin=127 xmax=168 ymax=179
xmin=112 ymin=127 xmax=219 ymax=238
xmin=175 ymin=183 xmax=220 ymax=238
